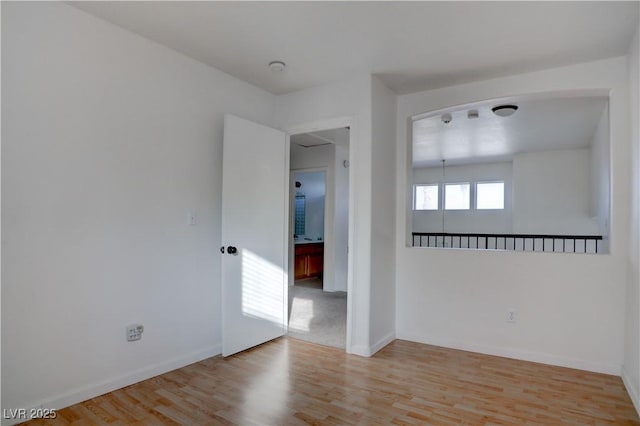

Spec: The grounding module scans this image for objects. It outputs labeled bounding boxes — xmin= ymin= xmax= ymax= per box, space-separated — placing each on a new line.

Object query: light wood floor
xmin=27 ymin=338 xmax=639 ymax=425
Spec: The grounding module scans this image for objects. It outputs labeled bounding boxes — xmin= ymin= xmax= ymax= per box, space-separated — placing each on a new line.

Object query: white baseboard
xmin=2 ymin=345 xmax=221 ymax=426
xmin=348 ymin=344 xmax=371 ymax=357
xmin=622 ymin=366 xmax=640 ymax=416
xmin=348 ymin=332 xmax=396 ymax=357
xmin=369 ymin=332 xmax=396 ymax=356
xmin=396 ymin=331 xmax=620 ymax=376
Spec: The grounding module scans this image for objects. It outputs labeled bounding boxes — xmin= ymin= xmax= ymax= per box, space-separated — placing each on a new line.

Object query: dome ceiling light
xmin=491 ymin=104 xmax=519 ymax=117
xmin=269 ymin=60 xmax=286 ymax=72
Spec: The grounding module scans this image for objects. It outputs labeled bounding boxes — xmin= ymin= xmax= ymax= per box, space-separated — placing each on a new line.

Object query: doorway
xmin=292 ymin=170 xmax=326 ymax=288
xmin=287 ymin=128 xmax=350 ymax=349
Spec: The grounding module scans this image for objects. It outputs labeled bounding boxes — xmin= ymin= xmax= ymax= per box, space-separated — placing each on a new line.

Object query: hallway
xmin=288 ymin=279 xmax=347 ymax=349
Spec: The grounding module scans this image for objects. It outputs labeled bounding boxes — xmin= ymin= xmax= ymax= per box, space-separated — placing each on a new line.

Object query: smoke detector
xmin=269 ymin=61 xmax=286 ymax=72
xmin=491 ymin=104 xmax=518 ymax=117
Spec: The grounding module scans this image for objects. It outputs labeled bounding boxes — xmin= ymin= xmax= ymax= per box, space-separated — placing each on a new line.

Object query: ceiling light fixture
xmin=491 ymin=104 xmax=518 ymax=117
xmin=269 ymin=60 xmax=286 ymax=72
xmin=441 ymin=113 xmax=452 ymax=124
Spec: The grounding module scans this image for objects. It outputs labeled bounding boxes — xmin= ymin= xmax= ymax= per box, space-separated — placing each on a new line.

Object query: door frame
xmin=284 ymin=116 xmax=355 ymax=351
xmin=289 ymin=166 xmax=331 ymax=291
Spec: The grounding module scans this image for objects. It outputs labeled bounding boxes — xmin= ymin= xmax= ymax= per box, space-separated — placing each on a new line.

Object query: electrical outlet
xmin=126 ymin=324 xmax=144 ymax=342
xmin=507 ymin=309 xmax=517 ymax=323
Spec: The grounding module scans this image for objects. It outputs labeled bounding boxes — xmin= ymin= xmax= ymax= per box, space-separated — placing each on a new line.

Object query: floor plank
xmin=25 ymin=338 xmax=639 ymax=425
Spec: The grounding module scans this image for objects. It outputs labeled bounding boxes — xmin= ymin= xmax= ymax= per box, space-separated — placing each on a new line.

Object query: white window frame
xmin=444 ymin=182 xmax=471 ymax=210
xmin=413 ymin=183 xmax=440 ymax=210
xmin=475 ymin=181 xmax=505 ymax=210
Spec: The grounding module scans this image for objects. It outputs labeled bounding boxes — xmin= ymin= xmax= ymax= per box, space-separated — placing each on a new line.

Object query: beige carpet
xmin=288 ymin=284 xmax=347 ymax=349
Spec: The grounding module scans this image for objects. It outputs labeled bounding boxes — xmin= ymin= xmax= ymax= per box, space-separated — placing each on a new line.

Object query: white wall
xmin=369 ymin=77 xmax=397 ymax=352
xmin=513 ymin=149 xmax=598 ymax=235
xmin=329 ymin=129 xmax=350 ymax=294
xmin=294 ymin=171 xmax=326 ymax=240
xmin=412 ymin=162 xmax=513 ymax=234
xmin=590 ymin=104 xmax=611 ymax=241
xmin=623 ymin=25 xmax=640 ymax=413
xmin=291 ymin=142 xmax=335 ymax=170
xmin=395 ymin=57 xmax=629 ymax=375
xmin=275 ymin=75 xmax=374 ymax=355
xmin=1 ymin=2 xmax=275 ymax=414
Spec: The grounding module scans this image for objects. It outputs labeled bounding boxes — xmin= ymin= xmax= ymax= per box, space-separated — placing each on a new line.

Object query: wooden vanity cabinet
xmin=294 ymin=243 xmax=324 ymax=279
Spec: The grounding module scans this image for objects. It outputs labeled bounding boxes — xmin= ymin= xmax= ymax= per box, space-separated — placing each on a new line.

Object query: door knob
xmin=227 ymin=246 xmax=238 ymax=255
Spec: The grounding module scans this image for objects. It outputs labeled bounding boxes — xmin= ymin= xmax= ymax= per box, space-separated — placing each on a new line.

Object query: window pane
xmin=444 ymin=183 xmax=470 ymax=210
xmin=477 ymin=182 xmax=504 ymax=209
xmin=414 ymin=184 xmax=438 ymax=210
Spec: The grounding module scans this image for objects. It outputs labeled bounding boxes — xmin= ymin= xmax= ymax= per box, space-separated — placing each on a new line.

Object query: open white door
xmin=221 ymin=114 xmax=288 ymax=356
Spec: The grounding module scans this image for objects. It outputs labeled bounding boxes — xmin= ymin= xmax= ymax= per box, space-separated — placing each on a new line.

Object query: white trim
xmin=397 ymin=332 xmax=620 ymax=375
xmin=622 ymin=366 xmax=640 ymax=416
xmin=348 ymin=332 xmax=395 ymax=357
xmin=475 ymin=180 xmax=506 ymax=210
xmin=283 ymin=134 xmax=291 ymax=337
xmin=412 ymin=183 xmax=440 ymax=211
xmin=370 ymin=332 xmax=396 ymax=356
xmin=348 ymin=345 xmax=371 ymax=357
xmin=3 ymin=345 xmax=221 ymax=425
xmin=288 ymin=169 xmax=295 ymax=290
xmin=285 ymin=117 xmax=352 ymax=137
xmin=443 ymin=182 xmax=471 ymax=211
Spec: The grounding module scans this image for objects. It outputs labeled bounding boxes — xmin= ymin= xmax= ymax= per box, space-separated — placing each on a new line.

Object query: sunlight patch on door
xmin=241 ymin=249 xmax=284 ymax=325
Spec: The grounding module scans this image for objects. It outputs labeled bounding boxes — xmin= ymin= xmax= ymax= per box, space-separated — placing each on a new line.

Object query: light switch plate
xmin=188 ymin=210 xmax=197 ymax=226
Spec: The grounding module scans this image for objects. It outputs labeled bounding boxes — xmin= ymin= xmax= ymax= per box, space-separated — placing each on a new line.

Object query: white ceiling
xmin=412 ymin=96 xmax=608 ymax=168
xmin=71 ymin=1 xmax=639 ymax=95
